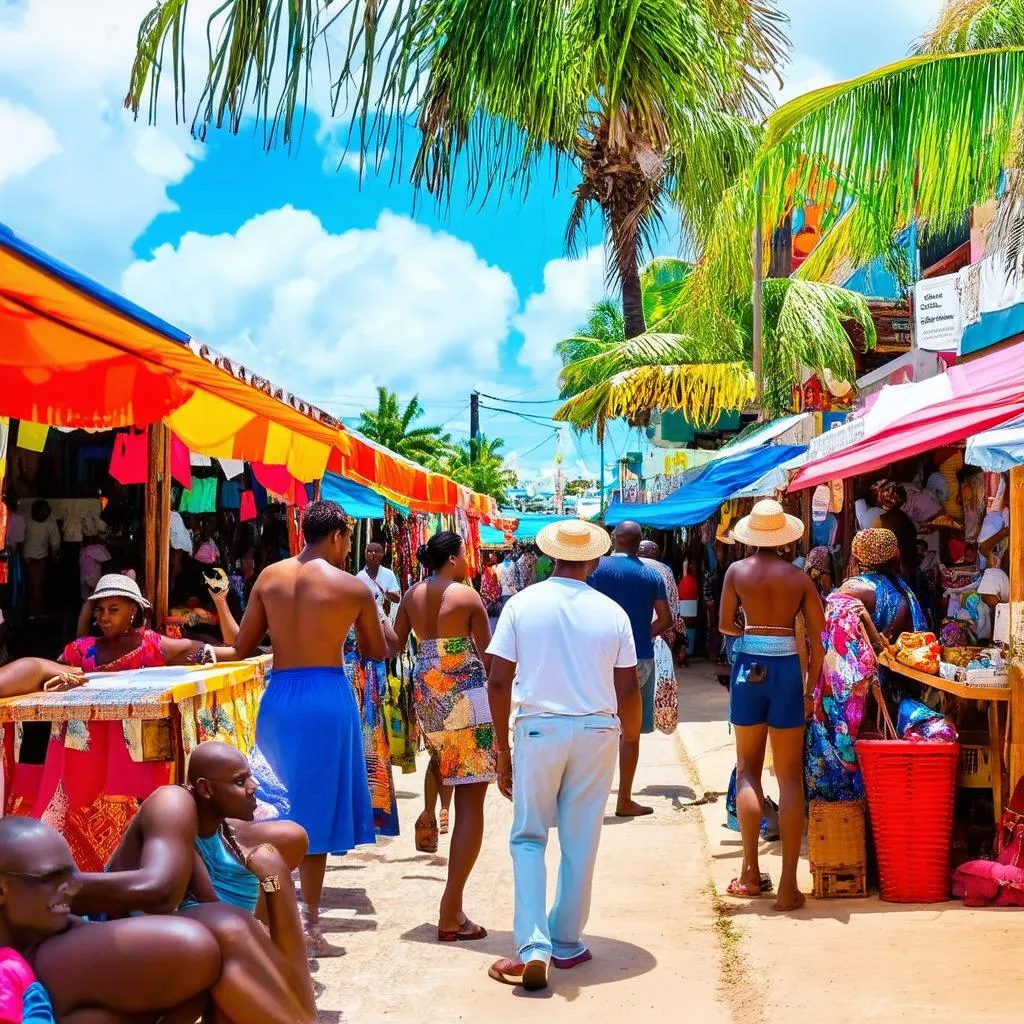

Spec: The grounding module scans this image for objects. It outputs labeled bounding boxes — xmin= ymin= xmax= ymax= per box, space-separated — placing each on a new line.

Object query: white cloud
xmin=121 ymin=207 xmax=519 ymax=406
xmin=513 ymin=246 xmax=607 ymax=380
xmin=0 ymin=0 xmax=205 ymax=277
xmin=0 ymin=99 xmax=58 ymax=185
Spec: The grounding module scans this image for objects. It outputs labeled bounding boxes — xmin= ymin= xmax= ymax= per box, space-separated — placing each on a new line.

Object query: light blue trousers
xmin=510 ymin=713 xmax=620 ymax=965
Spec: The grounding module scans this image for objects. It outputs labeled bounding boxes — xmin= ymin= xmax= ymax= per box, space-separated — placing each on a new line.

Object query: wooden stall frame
xmin=144 ymin=422 xmax=172 ymax=626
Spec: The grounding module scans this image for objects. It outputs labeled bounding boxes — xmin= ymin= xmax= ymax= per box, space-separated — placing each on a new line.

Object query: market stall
xmin=0 ymin=658 xmax=268 ymax=870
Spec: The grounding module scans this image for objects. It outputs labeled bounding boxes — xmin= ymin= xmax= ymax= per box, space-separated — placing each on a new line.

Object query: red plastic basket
xmin=855 ymin=739 xmax=959 ymax=903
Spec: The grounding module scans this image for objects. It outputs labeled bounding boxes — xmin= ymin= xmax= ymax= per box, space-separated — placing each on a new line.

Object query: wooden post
xmin=144 ymin=423 xmax=172 ymax=627
xmin=1008 ymin=465 xmax=1024 ymax=798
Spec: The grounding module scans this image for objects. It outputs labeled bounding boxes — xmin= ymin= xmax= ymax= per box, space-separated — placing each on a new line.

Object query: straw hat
xmin=732 ymin=499 xmax=805 ymax=548
xmin=90 ymin=573 xmax=152 ymax=610
xmin=536 ymin=519 xmax=611 ymax=562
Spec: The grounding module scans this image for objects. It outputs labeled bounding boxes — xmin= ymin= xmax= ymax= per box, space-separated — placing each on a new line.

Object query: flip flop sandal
xmin=414 ymin=813 xmax=439 ymax=854
xmin=438 ymin=919 xmax=488 ymax=943
xmin=439 ymin=809 xmax=450 ymax=835
xmin=489 ymin=957 xmax=548 ymax=991
xmin=727 ymin=878 xmax=767 ymax=898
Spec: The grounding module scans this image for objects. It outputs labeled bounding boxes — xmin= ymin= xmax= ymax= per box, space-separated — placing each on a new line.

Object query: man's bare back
xmin=234 ymin=555 xmax=387 ymax=669
xmin=720 ymin=552 xmax=816 ymax=632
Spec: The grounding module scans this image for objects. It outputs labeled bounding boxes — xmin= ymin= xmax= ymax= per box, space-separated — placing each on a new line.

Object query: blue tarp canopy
xmin=480 ymin=513 xmax=575 ymax=546
xmin=604 ymin=445 xmax=806 ymax=529
xmin=322 ymin=472 xmax=408 ymax=519
xmin=966 ymin=414 xmax=1024 ymax=471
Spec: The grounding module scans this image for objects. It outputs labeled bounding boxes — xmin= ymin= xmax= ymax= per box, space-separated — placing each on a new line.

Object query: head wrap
xmin=875 ymin=480 xmax=907 ymax=512
xmin=804 ymin=546 xmax=834 ymax=597
xmin=851 ymin=528 xmax=898 ymax=569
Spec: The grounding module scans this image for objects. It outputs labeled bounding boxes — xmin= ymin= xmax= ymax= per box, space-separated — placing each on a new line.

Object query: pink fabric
xmin=61 ymin=629 xmax=166 ymax=672
xmin=240 ymin=491 xmax=257 ymax=522
xmin=108 ymin=431 xmax=147 ymax=485
xmin=791 ymin=344 xmax=1024 ymax=491
xmin=252 ymin=463 xmax=309 ymax=508
xmin=170 ymin=434 xmax=191 ymax=489
xmin=0 ymin=948 xmax=36 ymax=1024
xmin=109 ymin=432 xmax=191 ymax=488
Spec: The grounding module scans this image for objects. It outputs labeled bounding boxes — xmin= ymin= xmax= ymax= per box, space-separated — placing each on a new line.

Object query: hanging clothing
xmin=344 ymin=632 xmax=399 ymax=836
xmin=179 ymin=477 xmax=218 ymax=514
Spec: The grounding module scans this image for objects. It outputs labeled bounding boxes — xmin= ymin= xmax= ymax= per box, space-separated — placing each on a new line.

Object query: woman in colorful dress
xmin=61 ymin=573 xmax=240 ymax=672
xmin=394 ymin=531 xmax=495 ymax=943
xmin=805 ymin=529 xmax=920 ymax=801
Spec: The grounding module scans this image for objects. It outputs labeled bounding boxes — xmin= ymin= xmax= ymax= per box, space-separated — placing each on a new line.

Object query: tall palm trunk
xmin=615 ymin=231 xmax=647 ymax=339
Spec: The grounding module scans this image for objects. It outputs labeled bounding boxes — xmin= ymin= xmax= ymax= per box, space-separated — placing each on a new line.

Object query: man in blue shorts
xmin=718 ymin=500 xmax=824 ymax=912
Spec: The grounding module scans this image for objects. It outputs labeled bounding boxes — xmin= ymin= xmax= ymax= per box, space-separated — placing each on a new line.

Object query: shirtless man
xmin=218 ymin=499 xmax=392 ymax=951
xmin=718 ymin=500 xmax=824 ymax=912
xmin=1 ymin=817 xmax=220 ymax=1023
xmin=70 ymin=753 xmax=316 ymax=1024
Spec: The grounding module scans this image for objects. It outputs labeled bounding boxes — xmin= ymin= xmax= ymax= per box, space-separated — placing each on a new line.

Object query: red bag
xmin=952 ymin=777 xmax=1024 ymax=906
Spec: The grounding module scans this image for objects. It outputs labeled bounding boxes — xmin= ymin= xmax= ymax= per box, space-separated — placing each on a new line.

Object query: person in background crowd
xmin=24 ymin=501 xmax=60 ymax=619
xmin=515 ymin=545 xmax=537 ymax=589
xmin=480 ymin=552 xmax=503 ymax=632
xmin=803 ymin=547 xmax=836 ymax=601
xmin=875 ymin=481 xmax=919 ymax=586
xmin=677 ymin=558 xmax=699 ymax=666
xmin=195 ymin=518 xmax=222 ymax=567
xmin=497 ymin=549 xmax=520 ymax=611
xmin=845 ymin=528 xmax=928 ymax=642
xmin=0 ymin=818 xmax=223 ymax=1024
xmin=976 ymin=526 xmax=1010 ymax=642
xmin=357 ymin=541 xmax=402 ymax=618
xmin=78 ymin=533 xmax=111 ymax=601
xmin=486 ymin=520 xmax=640 ymax=991
xmin=588 ymin=522 xmax=670 ymax=818
xmin=718 ymin=500 xmax=823 ymax=912
xmin=3 ymin=495 xmax=25 ymax=620
xmin=395 ymin=531 xmax=495 ymax=942
xmin=638 ymin=539 xmax=682 ymax=723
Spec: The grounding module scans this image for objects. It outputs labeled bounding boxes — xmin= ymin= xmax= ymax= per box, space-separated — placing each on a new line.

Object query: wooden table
xmin=879 ymin=651 xmax=1008 ymax=822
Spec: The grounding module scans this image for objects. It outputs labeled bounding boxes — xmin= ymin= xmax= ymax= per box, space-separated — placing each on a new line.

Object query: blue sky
xmin=0 ymin=0 xmax=945 ymax=488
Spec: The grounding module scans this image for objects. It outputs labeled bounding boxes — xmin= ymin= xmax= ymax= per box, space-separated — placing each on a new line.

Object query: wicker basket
xmin=808 ymin=799 xmax=868 ymax=899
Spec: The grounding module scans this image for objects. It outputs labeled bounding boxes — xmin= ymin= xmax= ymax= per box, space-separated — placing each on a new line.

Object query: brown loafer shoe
xmin=488 ymin=957 xmax=549 ymax=991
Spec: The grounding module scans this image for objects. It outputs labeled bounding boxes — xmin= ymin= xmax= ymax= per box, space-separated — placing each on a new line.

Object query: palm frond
xmin=554 ymin=363 xmax=755 ymax=442
xmin=640 ymin=257 xmax=692 ymax=327
xmin=758 ymin=48 xmax=1024 ymax=253
xmin=917 ymin=0 xmax=1024 ymax=53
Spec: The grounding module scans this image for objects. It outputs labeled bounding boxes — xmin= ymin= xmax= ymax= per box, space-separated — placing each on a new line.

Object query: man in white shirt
xmin=356 ymin=542 xmax=401 ymax=617
xmin=486 ymin=520 xmax=641 ymax=992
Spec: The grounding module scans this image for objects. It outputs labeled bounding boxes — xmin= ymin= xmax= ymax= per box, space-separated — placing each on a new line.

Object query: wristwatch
xmin=259 ymin=874 xmax=282 ymax=893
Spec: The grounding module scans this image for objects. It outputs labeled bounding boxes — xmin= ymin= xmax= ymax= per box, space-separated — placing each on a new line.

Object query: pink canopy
xmin=790 ymin=343 xmax=1024 ymax=491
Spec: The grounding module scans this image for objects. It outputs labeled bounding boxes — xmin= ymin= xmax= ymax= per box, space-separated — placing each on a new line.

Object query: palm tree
xmin=125 ymin=0 xmax=787 ymax=340
xmin=436 ymin=435 xmax=517 ymax=503
xmin=553 ymin=257 xmax=873 ymax=439
xmin=356 ymin=387 xmax=454 ymax=466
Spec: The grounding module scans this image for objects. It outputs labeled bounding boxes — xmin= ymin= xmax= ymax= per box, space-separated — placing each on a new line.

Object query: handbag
xmin=952 ymin=776 xmax=1024 ymax=906
xmin=894 ymin=631 xmax=941 ymax=676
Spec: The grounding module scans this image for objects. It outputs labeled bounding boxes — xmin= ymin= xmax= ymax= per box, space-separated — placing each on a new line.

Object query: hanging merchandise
xmin=15 ymin=421 xmax=48 ymax=453
xmin=170 ymin=435 xmax=192 ymax=490
xmin=217 ymin=458 xmax=245 ymax=480
xmin=108 ymin=431 xmax=147 ymax=485
xmin=179 ymin=477 xmax=218 ymax=514
xmin=239 ymin=491 xmax=257 ymax=523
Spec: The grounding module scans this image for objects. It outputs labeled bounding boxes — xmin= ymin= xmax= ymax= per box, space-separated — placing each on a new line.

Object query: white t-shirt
xmin=357 ymin=566 xmax=400 ymax=609
xmin=977 ymin=567 xmax=1010 ymax=641
xmin=855 ymin=499 xmax=883 ymax=530
xmin=487 ymin=577 xmax=638 ymax=720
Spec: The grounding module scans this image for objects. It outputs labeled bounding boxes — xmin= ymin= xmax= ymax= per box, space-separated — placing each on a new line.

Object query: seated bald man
xmin=0 ymin=816 xmax=221 ymax=1022
xmin=70 ymin=742 xmax=316 ymax=1024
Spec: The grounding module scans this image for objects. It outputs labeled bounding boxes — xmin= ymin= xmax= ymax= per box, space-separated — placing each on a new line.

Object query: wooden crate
xmin=812 ymin=863 xmax=868 ymax=899
xmin=809 ymin=799 xmax=868 ymax=899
